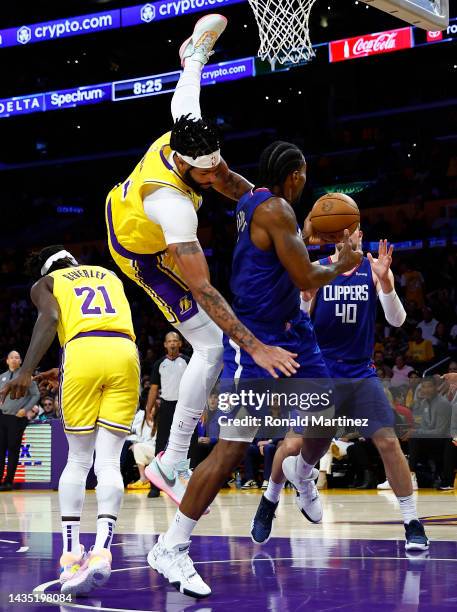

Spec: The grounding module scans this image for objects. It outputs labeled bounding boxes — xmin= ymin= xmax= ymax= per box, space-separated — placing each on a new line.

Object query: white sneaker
xmin=148 ymin=534 xmax=211 ymax=598
xmin=411 ymin=473 xmax=418 ymax=491
xmin=61 ymin=548 xmax=112 ymax=595
xmin=145 ymin=452 xmax=210 ymax=515
xmin=179 ymin=14 xmax=228 ymax=67
xmin=282 ymin=456 xmax=322 ymax=523
xmin=241 ymin=479 xmax=258 ymax=490
xmin=261 ymin=480 xmax=268 ymax=490
xmin=377 ymin=480 xmax=392 ymax=490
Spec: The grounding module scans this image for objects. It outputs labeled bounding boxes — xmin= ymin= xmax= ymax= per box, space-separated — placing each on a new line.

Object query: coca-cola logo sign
xmin=329 ymin=27 xmax=413 ymax=63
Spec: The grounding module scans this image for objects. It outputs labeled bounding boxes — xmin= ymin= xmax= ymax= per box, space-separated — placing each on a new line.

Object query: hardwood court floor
xmin=1 ymin=488 xmax=456 ymax=611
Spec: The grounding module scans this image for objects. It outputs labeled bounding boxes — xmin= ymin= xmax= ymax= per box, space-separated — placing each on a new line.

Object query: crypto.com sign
xmin=329 ymin=27 xmax=413 ymax=63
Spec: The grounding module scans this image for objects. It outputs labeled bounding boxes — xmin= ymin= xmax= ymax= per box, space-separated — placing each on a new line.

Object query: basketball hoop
xmin=247 ymin=0 xmax=319 ymax=69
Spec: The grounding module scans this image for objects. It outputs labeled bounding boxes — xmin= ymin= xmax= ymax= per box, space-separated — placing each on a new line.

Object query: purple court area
xmin=1 ymin=532 xmax=456 ymax=611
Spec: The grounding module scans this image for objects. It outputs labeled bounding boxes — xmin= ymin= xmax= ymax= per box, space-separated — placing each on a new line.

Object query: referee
xmin=0 ymin=350 xmax=40 ymax=491
xmin=146 ymin=332 xmax=197 ymax=497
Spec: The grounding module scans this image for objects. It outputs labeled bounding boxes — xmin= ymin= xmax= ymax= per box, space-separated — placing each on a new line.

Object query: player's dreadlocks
xmin=171 ymin=114 xmax=220 ymax=158
xmin=257 ymin=141 xmax=305 ymax=189
xmin=25 ymin=245 xmax=77 ymax=280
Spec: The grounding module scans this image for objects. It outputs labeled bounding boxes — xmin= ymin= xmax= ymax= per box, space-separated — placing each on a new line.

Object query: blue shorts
xmin=324 ymin=357 xmax=395 ymax=436
xmin=218 ymin=313 xmax=334 ymax=441
xmin=222 ymin=312 xmax=330 ymax=381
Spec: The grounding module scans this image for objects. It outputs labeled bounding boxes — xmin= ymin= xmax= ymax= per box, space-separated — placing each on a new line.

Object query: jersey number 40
xmin=335 ymin=303 xmax=357 ymax=324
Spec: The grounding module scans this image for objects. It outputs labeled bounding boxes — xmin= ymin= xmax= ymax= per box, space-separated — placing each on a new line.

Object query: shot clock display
xmin=112 ymin=70 xmax=182 ymax=101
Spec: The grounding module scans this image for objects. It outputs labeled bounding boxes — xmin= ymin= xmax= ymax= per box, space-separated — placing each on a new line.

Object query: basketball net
xmin=247 ymin=0 xmax=319 ymax=69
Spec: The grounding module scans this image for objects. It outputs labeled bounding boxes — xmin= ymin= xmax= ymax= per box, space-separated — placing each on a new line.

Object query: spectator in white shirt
xmin=127 ymin=410 xmax=157 ymax=490
xmin=390 ymin=355 xmax=414 ymax=388
xmin=418 ymin=307 xmax=439 ymax=345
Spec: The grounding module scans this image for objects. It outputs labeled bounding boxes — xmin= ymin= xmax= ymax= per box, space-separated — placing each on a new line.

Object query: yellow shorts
xmin=59 ymin=335 xmax=140 ymax=435
xmin=106 ymin=199 xmax=198 ymax=325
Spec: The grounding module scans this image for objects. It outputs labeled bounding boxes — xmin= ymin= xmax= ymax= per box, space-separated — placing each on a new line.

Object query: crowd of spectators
xmin=1 ymin=215 xmax=457 ymax=491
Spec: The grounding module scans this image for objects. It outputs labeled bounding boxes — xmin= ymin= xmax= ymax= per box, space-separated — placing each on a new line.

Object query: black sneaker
xmin=405 ymin=520 xmax=429 ymax=551
xmin=251 ymin=495 xmax=278 ymax=544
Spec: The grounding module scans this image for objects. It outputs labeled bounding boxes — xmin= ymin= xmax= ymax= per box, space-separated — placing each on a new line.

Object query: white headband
xmin=41 ymin=250 xmax=78 ymax=276
xmin=178 ymin=149 xmax=221 ymax=169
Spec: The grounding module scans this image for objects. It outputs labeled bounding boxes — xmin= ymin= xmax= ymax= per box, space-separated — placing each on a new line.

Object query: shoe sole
xmin=250 ymin=517 xmax=272 ymax=545
xmin=145 ymin=464 xmax=210 ymax=515
xmin=179 ymin=13 xmax=228 ymax=66
xmin=295 ymin=491 xmax=323 ymax=524
xmin=61 ymin=564 xmax=111 ymax=595
xmin=147 ymin=550 xmax=211 ymax=599
xmin=405 ymin=542 xmax=430 ymax=552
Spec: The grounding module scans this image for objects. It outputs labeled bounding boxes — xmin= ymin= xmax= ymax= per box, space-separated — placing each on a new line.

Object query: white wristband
xmin=379 ymin=289 xmax=406 ymax=327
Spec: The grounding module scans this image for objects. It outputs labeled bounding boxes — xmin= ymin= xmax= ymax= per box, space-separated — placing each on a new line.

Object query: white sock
xmin=163 ymin=510 xmax=197 ymax=548
xmin=61 ymin=518 xmax=81 ymax=556
xmin=161 ymin=404 xmax=202 ymax=467
xmin=59 ymin=432 xmax=95 ymax=557
xmin=398 ymin=494 xmax=419 ymax=524
xmin=264 ymin=478 xmax=284 ymax=504
xmin=94 ymin=515 xmax=117 ymax=552
xmin=297 ymin=451 xmax=314 ymax=480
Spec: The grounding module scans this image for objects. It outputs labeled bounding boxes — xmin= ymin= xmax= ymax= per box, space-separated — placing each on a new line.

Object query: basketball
xmin=309 ymin=193 xmax=360 ymax=236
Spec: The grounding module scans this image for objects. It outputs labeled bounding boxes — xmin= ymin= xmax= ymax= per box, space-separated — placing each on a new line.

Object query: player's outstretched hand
xmin=33 ymin=368 xmax=60 ymax=393
xmin=337 ymin=229 xmax=363 ymax=273
xmin=0 ymin=372 xmax=33 ymax=403
xmin=367 ymin=239 xmax=394 ymax=282
xmin=250 ymin=343 xmax=299 ymax=378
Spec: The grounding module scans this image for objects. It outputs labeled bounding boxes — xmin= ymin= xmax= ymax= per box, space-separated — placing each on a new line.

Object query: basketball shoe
xmin=179 ymin=14 xmax=228 ymax=67
xmin=405 ymin=520 xmax=429 ymax=552
xmin=61 ymin=548 xmax=112 ymax=595
xmin=146 ymin=452 xmax=210 ymax=514
xmin=250 ymin=495 xmax=279 ymax=544
xmin=282 ymin=457 xmax=322 ymax=523
xmin=59 ymin=545 xmax=86 ymax=585
xmin=148 ymin=535 xmax=211 ymax=598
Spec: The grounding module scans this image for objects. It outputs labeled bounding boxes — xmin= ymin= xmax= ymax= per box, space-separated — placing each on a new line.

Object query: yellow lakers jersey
xmin=107 ymin=131 xmax=203 ymax=256
xmin=49 ymin=265 xmax=135 ymax=345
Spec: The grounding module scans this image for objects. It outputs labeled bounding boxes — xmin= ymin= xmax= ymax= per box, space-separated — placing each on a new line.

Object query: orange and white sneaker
xmin=59 ymin=545 xmax=86 ymax=584
xmin=61 ymin=548 xmax=112 ymax=595
xmin=179 ymin=14 xmax=228 ymax=67
xmin=127 ymin=479 xmax=151 ymax=490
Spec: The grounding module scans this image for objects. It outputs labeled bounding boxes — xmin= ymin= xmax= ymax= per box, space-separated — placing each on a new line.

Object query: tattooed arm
xmin=211 ymin=158 xmax=253 ymax=201
xmin=167 ymin=241 xmax=299 ymax=378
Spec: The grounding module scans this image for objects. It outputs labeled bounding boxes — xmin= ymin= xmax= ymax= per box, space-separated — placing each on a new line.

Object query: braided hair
xmin=257 ymin=141 xmax=305 ymax=189
xmin=25 ymin=245 xmax=77 ymax=280
xmin=170 ymin=114 xmax=220 ymax=159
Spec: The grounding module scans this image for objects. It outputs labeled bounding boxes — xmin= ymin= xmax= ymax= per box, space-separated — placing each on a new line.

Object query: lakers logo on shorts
xmin=179 ymin=296 xmax=193 ymax=315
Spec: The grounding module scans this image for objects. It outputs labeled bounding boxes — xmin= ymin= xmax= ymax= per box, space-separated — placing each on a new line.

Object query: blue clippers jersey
xmin=230 ymin=188 xmax=300 ymax=328
xmin=312 ymin=256 xmax=377 ymax=360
